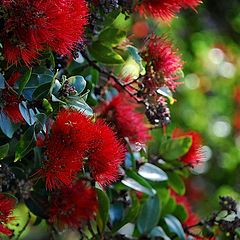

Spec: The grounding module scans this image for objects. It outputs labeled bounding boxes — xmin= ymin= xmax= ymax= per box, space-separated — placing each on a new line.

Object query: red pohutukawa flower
xmin=135 ymin=0 xmax=202 ymax=21
xmin=36 ymin=110 xmax=94 ymax=190
xmin=0 ymin=0 xmax=88 ymax=65
xmin=88 ymin=120 xmax=126 ymax=186
xmin=37 ymin=109 xmax=125 ymax=190
xmin=172 ymin=129 xmax=204 ymax=166
xmin=48 ymin=180 xmax=97 ymax=229
xmin=143 ymin=34 xmax=184 ymax=92
xmin=171 ymin=192 xmax=199 ymax=227
xmin=97 ymin=93 xmax=150 ymax=144
xmin=0 ymin=194 xmax=16 ymax=236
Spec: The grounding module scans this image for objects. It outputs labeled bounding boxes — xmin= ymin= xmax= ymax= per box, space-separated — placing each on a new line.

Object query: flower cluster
xmin=135 ymin=0 xmax=202 ymax=20
xmin=142 ymin=34 xmax=184 ymax=92
xmin=97 ymin=93 xmax=150 ymax=145
xmin=0 ymin=0 xmax=88 ymax=65
xmin=37 ymin=109 xmax=125 ymax=190
xmin=0 ymin=194 xmax=16 ymax=236
xmin=49 ymin=180 xmax=97 ymax=229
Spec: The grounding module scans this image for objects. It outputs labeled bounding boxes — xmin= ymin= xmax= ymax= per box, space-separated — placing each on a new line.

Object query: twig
xmin=80 ymin=50 xmax=143 ymax=104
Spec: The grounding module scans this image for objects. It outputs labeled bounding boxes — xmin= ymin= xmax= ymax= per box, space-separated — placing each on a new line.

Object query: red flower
xmin=37 ymin=109 xmax=125 ymax=189
xmin=172 ymin=129 xmax=204 ymax=166
xmin=0 ymin=194 xmax=16 ymax=236
xmin=88 ymin=120 xmax=126 ymax=186
xmin=97 ymin=93 xmax=150 ymax=144
xmin=172 ymin=193 xmax=199 ymax=227
xmin=1 ymin=0 xmax=88 ymax=65
xmin=2 ymin=91 xmax=24 ymax=124
xmin=48 ymin=180 xmax=97 ymax=229
xmin=143 ymin=35 xmax=184 ymax=92
xmin=37 ymin=110 xmax=94 ymax=190
xmin=136 ymin=0 xmax=201 ymax=21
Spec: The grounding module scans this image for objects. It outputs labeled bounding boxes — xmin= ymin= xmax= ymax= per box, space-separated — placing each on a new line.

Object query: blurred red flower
xmin=136 ymin=0 xmax=201 ymax=21
xmin=49 ymin=180 xmax=97 ymax=229
xmin=1 ymin=0 xmax=88 ymax=65
xmin=97 ymin=93 xmax=150 ymax=144
xmin=172 ymin=129 xmax=204 ymax=166
xmin=143 ymin=34 xmax=184 ymax=92
xmin=0 ymin=194 xmax=16 ymax=236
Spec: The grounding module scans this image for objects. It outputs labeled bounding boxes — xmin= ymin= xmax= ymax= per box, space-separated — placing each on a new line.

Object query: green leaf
xmin=174 ymin=204 xmax=188 ymax=222
xmin=127 ymin=45 xmax=145 ymax=74
xmin=98 ymin=27 xmax=126 ymax=46
xmin=137 ymin=195 xmax=161 ymax=234
xmin=112 ymin=194 xmax=140 ymax=233
xmin=157 ymin=87 xmax=174 ymax=104
xmin=19 ymin=68 xmax=32 ymax=94
xmin=15 ymin=126 xmax=36 ymax=161
xmin=160 ymin=137 xmax=192 ymax=161
xmin=0 ymin=143 xmax=9 ymax=160
xmin=149 ymin=226 xmax=171 ymax=240
xmin=122 ymin=170 xmax=156 ymax=196
xmin=161 ymin=197 xmax=177 ymax=216
xmin=0 ymin=111 xmax=15 ymax=138
xmin=96 ymin=188 xmax=110 ymax=233
xmin=67 ymin=75 xmax=86 ymax=94
xmin=32 ymin=82 xmax=51 ymax=100
xmin=88 ymin=42 xmax=124 ymax=65
xmin=168 ymin=172 xmax=186 ymax=195
xmin=66 ymin=97 xmax=93 ymax=116
xmin=19 ymin=101 xmax=36 ymax=125
xmin=0 ymin=73 xmax=5 ymax=89
xmin=138 ymin=163 xmax=168 ymax=182
xmin=164 ymin=214 xmax=186 ymax=240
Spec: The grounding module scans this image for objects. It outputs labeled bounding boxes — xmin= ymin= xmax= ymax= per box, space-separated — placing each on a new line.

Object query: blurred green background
xmin=167 ymin=0 xmax=240 ymax=216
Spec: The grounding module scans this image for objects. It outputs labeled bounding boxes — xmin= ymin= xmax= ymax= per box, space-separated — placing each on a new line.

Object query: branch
xmin=80 ymin=50 xmax=143 ymax=104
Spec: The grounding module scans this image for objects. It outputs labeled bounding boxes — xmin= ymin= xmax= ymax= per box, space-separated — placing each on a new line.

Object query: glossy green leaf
xmin=66 ymin=97 xmax=93 ymax=116
xmin=89 ymin=42 xmax=124 ymax=64
xmin=112 ymin=194 xmax=140 ymax=233
xmin=138 ymin=163 xmax=168 ymax=182
xmin=168 ymin=172 xmax=186 ymax=195
xmin=123 ymin=170 xmax=156 ymax=196
xmin=174 ymin=204 xmax=188 ymax=222
xmin=149 ymin=226 xmax=171 ymax=240
xmin=0 ymin=143 xmax=9 ymax=160
xmin=19 ymin=68 xmax=32 ymax=94
xmin=0 ymin=73 xmax=5 ymax=89
xmin=160 ymin=137 xmax=192 ymax=161
xmin=0 ymin=111 xmax=15 ymax=138
xmin=164 ymin=214 xmax=186 ymax=240
xmin=32 ymin=82 xmax=51 ymax=100
xmin=137 ymin=195 xmax=161 ymax=234
xmin=15 ymin=126 xmax=36 ymax=161
xmin=19 ymin=101 xmax=36 ymax=125
xmin=99 ymin=27 xmax=126 ymax=46
xmin=96 ymin=188 xmax=110 ymax=233
xmin=67 ymin=75 xmax=86 ymax=94
xmin=127 ymin=45 xmax=145 ymax=74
